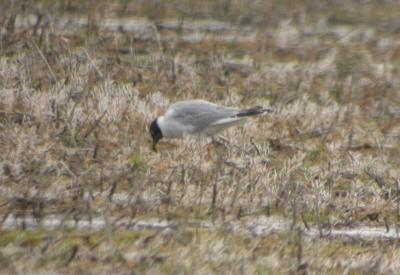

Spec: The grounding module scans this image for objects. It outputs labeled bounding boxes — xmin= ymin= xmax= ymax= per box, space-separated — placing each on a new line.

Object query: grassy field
xmin=2 ymin=0 xmax=400 ymax=273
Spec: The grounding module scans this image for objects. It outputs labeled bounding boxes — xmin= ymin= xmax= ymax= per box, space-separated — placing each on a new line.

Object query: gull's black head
xmin=149 ymin=118 xmax=163 ymax=151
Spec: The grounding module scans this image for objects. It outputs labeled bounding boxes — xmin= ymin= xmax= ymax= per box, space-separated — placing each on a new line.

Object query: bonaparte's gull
xmin=149 ymin=99 xmax=272 ymax=151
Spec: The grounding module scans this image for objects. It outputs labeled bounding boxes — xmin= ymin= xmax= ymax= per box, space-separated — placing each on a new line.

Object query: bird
xmin=149 ymin=99 xmax=272 ymax=151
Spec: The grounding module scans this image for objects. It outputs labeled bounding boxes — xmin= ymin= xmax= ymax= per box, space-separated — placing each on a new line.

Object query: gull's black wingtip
xmin=262 ymin=107 xmax=273 ymax=113
xmin=236 ymin=106 xmax=273 ymax=117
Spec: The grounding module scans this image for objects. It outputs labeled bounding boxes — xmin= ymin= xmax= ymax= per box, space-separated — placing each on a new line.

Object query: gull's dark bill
xmin=152 ymin=140 xmax=158 ymax=152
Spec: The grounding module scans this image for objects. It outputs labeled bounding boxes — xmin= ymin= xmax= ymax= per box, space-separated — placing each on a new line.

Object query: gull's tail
xmin=236 ymin=106 xmax=273 ymax=117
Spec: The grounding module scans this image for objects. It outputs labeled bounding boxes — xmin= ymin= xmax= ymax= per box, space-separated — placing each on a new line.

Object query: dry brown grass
xmin=1 ymin=0 xmax=400 ymax=274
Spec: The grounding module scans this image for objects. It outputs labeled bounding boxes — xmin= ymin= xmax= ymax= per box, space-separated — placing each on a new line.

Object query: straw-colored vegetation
xmin=2 ymin=0 xmax=400 ymax=273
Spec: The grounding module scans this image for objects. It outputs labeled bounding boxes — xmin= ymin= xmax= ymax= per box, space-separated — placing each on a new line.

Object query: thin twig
xmin=30 ymin=39 xmax=58 ymax=82
xmin=83 ymin=111 xmax=107 ymax=138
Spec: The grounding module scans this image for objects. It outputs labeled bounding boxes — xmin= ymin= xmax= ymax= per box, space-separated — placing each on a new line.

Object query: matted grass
xmin=1 ymin=0 xmax=400 ymax=273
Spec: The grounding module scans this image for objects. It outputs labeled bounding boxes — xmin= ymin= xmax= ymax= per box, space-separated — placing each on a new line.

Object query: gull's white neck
xmin=157 ymin=115 xmax=188 ymax=138
xmin=157 ymin=116 xmax=171 ymax=137
xmin=157 ymin=116 xmax=165 ymax=130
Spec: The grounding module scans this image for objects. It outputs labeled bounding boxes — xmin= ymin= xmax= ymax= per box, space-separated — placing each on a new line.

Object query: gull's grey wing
xmin=165 ymin=100 xmax=240 ymax=133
